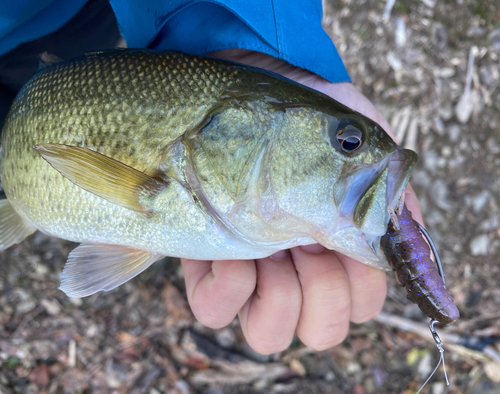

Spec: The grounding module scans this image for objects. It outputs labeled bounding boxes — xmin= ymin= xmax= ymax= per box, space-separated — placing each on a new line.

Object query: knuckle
xmin=216 ymin=270 xmax=257 ymax=297
xmin=194 ymin=308 xmax=233 ymax=329
xmin=299 ymin=320 xmax=349 ymax=351
xmin=350 ymin=279 xmax=386 ymax=323
xmin=309 ymin=269 xmax=350 ymax=298
xmin=350 ymin=304 xmax=382 ymax=324
xmin=260 ymin=282 xmax=300 ymax=305
xmin=247 ymin=334 xmax=292 ymax=355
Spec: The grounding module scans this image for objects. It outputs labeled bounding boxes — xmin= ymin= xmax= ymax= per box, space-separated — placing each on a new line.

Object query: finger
xmin=336 ymin=254 xmax=387 ymax=323
xmin=181 ymin=258 xmax=256 ymax=329
xmin=292 ymin=247 xmax=351 ymax=351
xmin=238 ymin=251 xmax=302 ymax=354
xmin=404 ymin=183 xmax=424 ymax=225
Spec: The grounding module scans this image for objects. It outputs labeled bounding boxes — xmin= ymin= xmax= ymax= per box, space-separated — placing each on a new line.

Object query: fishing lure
xmin=381 ymin=204 xmax=459 ymax=325
xmin=381 ymin=200 xmax=460 ymax=392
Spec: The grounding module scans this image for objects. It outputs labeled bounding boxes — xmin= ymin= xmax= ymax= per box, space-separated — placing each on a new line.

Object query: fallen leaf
xmin=484 ymin=361 xmax=500 ymax=383
xmin=29 ymin=363 xmax=50 ymax=386
xmin=116 ymin=331 xmax=137 ymax=344
xmin=162 ymin=280 xmax=193 ymax=327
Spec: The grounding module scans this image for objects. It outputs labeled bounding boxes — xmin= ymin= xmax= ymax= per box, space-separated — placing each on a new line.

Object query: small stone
xmin=484 ymin=361 xmax=500 ymax=382
xmin=174 ymin=380 xmax=190 ymax=394
xmin=411 ymin=170 xmax=431 ymax=187
xmin=488 ymin=28 xmax=500 ymax=50
xmin=487 ymin=137 xmax=500 ymax=154
xmin=455 ymin=90 xmax=474 ymax=124
xmin=34 ymin=264 xmax=50 ymax=277
xmin=448 ymin=124 xmax=461 ymax=142
xmin=40 ymin=299 xmax=61 ymax=316
xmin=215 ymin=328 xmax=236 ymax=348
xmin=386 ymin=52 xmax=402 ymax=72
xmin=16 ymin=300 xmax=36 ymax=315
xmin=432 ymin=381 xmax=446 ymax=394
xmin=416 ymin=351 xmax=432 ymax=379
xmin=431 ymin=179 xmax=453 ymax=210
xmin=289 ymin=359 xmax=306 ymax=376
xmin=68 ymin=297 xmax=83 ymax=307
xmin=395 ymin=17 xmax=406 ymax=49
xmin=441 ymin=146 xmax=452 ymax=157
xmin=431 ymin=23 xmax=447 ymax=50
xmin=470 ymin=191 xmax=490 ymax=213
xmin=433 ymin=117 xmax=445 ymax=135
xmin=479 ymin=65 xmax=496 ymax=86
xmin=433 ymin=67 xmax=455 ymax=78
xmin=423 ymin=150 xmax=438 ymax=173
xmin=480 ymin=216 xmax=500 ymax=231
xmin=438 ymin=103 xmax=454 ymax=121
xmin=467 ymin=27 xmax=487 ymax=37
xmin=470 ymin=235 xmax=489 ymax=256
xmin=325 ymin=371 xmax=335 ymax=381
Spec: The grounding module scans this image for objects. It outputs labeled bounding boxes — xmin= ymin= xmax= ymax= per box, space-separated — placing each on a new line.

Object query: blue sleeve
xmin=0 ymin=0 xmax=88 ymax=56
xmin=0 ymin=0 xmax=351 ymax=84
xmin=108 ymin=0 xmax=351 ymax=83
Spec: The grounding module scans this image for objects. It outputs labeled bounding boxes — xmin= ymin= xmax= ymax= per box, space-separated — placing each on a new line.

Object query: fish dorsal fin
xmin=0 ymin=199 xmax=36 ymax=250
xmin=59 ymin=242 xmax=163 ymax=298
xmin=34 ymin=144 xmax=167 ymax=214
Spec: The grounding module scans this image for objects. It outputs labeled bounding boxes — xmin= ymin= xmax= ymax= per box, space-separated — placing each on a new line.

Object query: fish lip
xmin=387 ymin=146 xmax=418 ymax=211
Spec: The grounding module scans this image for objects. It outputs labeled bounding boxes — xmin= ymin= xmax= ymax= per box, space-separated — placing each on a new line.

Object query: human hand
xmin=181 ymin=49 xmax=423 ymax=354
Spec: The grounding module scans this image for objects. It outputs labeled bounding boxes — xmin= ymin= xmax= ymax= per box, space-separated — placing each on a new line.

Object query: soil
xmin=1 ymin=0 xmax=500 ymax=393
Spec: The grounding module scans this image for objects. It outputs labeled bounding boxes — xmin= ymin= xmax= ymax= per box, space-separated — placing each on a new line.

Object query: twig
xmin=375 ymin=312 xmax=500 ymax=362
xmin=11 ymin=306 xmax=44 ymax=339
xmin=382 ymin=0 xmax=397 ymax=23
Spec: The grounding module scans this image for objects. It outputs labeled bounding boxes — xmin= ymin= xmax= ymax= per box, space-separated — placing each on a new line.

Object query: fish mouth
xmin=335 ymin=145 xmax=417 ymax=237
xmin=386 ymin=146 xmax=418 ymax=212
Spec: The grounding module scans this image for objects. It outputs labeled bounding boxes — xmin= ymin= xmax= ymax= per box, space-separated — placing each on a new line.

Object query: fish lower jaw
xmin=313 ymin=228 xmax=391 ymax=271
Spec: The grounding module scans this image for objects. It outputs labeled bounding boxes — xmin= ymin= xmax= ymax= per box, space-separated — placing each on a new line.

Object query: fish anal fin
xmin=59 ymin=242 xmax=163 ymax=298
xmin=34 ymin=144 xmax=167 ymax=214
xmin=0 ymin=199 xmax=36 ymax=250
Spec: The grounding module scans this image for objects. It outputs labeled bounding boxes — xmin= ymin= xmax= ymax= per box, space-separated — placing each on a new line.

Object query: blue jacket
xmin=0 ymin=0 xmax=350 ymax=83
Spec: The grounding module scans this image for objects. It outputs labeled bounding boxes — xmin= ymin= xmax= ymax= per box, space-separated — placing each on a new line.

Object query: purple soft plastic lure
xmin=380 ymin=205 xmax=459 ymax=325
xmin=381 ymin=203 xmax=459 ymax=391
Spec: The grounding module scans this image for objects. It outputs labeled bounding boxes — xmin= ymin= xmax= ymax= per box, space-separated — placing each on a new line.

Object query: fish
xmin=381 ymin=204 xmax=459 ymax=324
xmin=0 ymin=49 xmax=418 ymax=298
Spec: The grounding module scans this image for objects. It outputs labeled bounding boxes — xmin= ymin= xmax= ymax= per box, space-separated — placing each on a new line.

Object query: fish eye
xmin=337 ymin=126 xmax=363 ymax=152
xmin=327 ymin=116 xmax=366 ymax=154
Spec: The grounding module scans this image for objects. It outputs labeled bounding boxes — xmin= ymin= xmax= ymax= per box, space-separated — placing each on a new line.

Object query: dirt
xmin=1 ymin=0 xmax=500 ymax=393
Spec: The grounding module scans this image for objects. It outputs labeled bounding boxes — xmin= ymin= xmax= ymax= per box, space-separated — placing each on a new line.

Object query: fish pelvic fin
xmin=0 ymin=199 xmax=36 ymax=250
xmin=59 ymin=242 xmax=163 ymax=298
xmin=34 ymin=144 xmax=168 ymax=214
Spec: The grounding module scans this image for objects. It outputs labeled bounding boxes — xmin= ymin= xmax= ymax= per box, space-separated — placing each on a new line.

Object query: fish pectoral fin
xmin=34 ymin=143 xmax=167 ymax=214
xmin=0 ymin=199 xmax=36 ymax=250
xmin=59 ymin=242 xmax=163 ymax=298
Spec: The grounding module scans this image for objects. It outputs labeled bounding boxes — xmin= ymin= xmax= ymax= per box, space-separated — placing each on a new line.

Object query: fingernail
xmin=298 ymin=244 xmax=326 ymax=254
xmin=270 ymin=250 xmax=289 ymax=261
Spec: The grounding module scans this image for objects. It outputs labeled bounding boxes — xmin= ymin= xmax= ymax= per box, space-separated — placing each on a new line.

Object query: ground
xmin=1 ymin=0 xmax=500 ymax=393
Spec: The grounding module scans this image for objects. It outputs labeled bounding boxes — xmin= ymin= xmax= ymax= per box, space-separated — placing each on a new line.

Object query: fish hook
xmin=414 ymin=222 xmax=450 ymax=393
xmin=416 ymin=320 xmax=450 ymax=393
xmin=416 ymin=222 xmax=446 ymax=286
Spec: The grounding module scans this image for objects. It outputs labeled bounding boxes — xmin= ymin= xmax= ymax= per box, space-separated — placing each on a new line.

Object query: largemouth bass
xmin=0 ymin=49 xmax=417 ymax=297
